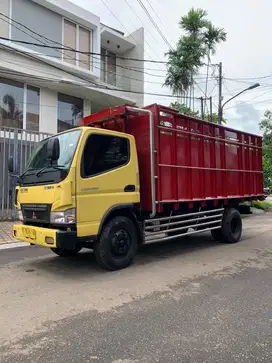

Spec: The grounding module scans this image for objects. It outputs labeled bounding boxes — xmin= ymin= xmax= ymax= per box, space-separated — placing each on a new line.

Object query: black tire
xmin=94 ymin=216 xmax=138 ymax=271
xmin=51 ymin=246 xmax=82 ymax=257
xmin=212 ymin=208 xmax=242 ymax=243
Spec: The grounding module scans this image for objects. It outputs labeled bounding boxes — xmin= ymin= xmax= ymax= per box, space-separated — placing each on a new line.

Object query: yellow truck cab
xmin=12 ymin=126 xmax=141 ymax=270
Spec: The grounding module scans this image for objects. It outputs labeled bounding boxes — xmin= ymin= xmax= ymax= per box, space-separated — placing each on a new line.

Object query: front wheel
xmin=94 ymin=216 xmax=138 ymax=271
xmin=51 ymin=246 xmax=82 ymax=257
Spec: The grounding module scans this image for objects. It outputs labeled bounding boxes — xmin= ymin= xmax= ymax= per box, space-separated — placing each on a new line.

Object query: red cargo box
xmin=82 ymin=104 xmax=263 ymax=214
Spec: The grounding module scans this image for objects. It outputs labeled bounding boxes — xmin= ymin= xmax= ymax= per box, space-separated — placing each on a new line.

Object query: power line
xmin=0 ymin=14 xmax=165 ymax=78
xmin=224 ymin=90 xmax=272 ymax=110
xmin=0 ymin=60 xmax=206 ymax=100
xmin=0 ymin=12 xmax=218 ymax=77
xmin=145 ymin=0 xmax=173 ymax=45
xmin=0 ymin=15 xmax=167 ymax=84
xmin=122 ymin=0 xmax=169 ymax=68
xmin=0 ymin=35 xmax=169 ymax=63
xmin=98 ymin=0 xmax=165 ymax=69
xmin=0 ymin=13 xmax=212 ymax=106
xmin=0 ymin=11 xmax=169 ymax=78
xmin=0 ymin=22 xmax=213 ymax=88
xmin=0 ymin=34 xmax=219 ymax=69
xmin=135 ymin=0 xmax=173 ymax=49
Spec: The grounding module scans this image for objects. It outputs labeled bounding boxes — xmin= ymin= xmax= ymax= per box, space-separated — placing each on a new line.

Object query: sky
xmin=71 ymin=0 xmax=272 ymax=135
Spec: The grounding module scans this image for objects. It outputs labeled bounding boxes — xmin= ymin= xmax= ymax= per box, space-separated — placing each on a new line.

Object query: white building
xmin=0 ymin=0 xmax=145 ymax=135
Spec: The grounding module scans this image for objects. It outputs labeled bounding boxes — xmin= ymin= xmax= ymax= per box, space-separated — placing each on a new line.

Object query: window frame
xmin=80 ymin=133 xmax=131 ymax=179
xmin=0 ymin=77 xmax=40 ymax=131
xmin=57 ymin=92 xmax=83 ymax=133
xmin=62 ymin=17 xmax=93 ymax=71
xmin=100 ymin=47 xmax=117 ymax=86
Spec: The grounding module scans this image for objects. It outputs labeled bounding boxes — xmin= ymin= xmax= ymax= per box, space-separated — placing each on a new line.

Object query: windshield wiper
xmin=36 ymin=165 xmax=66 ymax=177
xmin=19 ymin=168 xmax=39 ymax=180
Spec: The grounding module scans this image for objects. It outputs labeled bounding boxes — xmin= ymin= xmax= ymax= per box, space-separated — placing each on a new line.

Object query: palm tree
xmin=0 ymin=94 xmax=23 ymax=121
xmin=165 ymin=8 xmax=227 ymax=118
xmin=179 ymin=8 xmax=208 ymax=35
xmin=165 ymin=8 xmax=208 ymax=103
xmin=71 ymin=104 xmax=83 ymax=124
xmin=165 ymin=33 xmax=205 ymax=102
xmin=203 ymin=23 xmax=227 ymax=108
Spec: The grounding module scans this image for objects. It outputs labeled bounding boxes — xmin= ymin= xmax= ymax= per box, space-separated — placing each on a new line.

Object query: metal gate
xmin=0 ymin=126 xmax=51 ymax=220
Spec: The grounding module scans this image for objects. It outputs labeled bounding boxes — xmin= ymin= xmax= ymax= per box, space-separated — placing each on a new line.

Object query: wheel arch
xmin=98 ymin=204 xmax=143 ymax=243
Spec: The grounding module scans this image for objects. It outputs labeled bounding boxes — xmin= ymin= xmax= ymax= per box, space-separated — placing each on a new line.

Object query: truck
xmin=10 ymin=104 xmax=264 ymax=270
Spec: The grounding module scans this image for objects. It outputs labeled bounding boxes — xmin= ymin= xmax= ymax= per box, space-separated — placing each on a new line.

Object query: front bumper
xmin=13 ymin=224 xmax=77 ymax=250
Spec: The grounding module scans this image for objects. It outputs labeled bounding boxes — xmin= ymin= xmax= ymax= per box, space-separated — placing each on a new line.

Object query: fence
xmin=0 ymin=127 xmax=51 ymax=220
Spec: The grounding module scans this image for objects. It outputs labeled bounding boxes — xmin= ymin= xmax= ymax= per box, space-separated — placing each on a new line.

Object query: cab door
xmin=76 ymin=129 xmax=140 ymax=237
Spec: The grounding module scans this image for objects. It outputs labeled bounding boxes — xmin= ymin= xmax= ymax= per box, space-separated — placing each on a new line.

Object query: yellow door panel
xmin=76 ymin=129 xmax=140 ymax=237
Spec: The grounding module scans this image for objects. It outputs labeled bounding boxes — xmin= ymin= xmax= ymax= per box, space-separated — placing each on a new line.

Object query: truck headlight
xmin=50 ymin=208 xmax=76 ymax=224
xmin=17 ymin=209 xmax=23 ymax=221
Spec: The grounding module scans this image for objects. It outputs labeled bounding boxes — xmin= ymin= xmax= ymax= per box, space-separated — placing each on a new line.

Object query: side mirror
xmin=47 ymin=137 xmax=60 ymax=161
xmin=8 ymin=156 xmax=14 ymax=173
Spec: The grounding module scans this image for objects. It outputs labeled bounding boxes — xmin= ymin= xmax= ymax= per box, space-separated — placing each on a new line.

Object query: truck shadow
xmin=137 ymin=233 xmax=220 ymax=265
xmin=26 ymin=233 xmax=223 ymax=277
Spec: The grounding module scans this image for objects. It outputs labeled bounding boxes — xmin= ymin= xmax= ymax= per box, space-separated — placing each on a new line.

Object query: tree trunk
xmin=204 ymin=52 xmax=211 ymax=114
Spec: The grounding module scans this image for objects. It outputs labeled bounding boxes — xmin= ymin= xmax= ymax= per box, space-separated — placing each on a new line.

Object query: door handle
xmin=124 ymin=185 xmax=136 ymax=192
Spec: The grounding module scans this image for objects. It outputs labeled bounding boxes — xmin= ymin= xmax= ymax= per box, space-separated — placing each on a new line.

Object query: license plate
xmin=23 ymin=227 xmax=36 ymax=240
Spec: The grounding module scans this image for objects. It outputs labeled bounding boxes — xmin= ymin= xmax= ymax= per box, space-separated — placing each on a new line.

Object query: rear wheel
xmin=94 ymin=216 xmax=138 ymax=271
xmin=211 ymin=208 xmax=242 ymax=243
xmin=51 ymin=246 xmax=82 ymax=257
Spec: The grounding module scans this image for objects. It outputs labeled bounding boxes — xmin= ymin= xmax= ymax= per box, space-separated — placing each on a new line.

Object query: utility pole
xmin=209 ymin=97 xmax=213 ymax=122
xmin=200 ymin=97 xmax=204 ymax=120
xmin=218 ymin=62 xmax=223 ymax=124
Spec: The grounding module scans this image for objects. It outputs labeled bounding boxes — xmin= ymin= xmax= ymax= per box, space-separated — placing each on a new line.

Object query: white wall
xmin=124 ymin=27 xmax=144 ymax=107
xmin=83 ymin=99 xmax=91 ymax=116
xmin=39 ymin=88 xmax=57 ymax=134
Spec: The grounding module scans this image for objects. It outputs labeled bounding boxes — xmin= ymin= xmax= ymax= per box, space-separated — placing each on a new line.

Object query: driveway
xmin=0 ymin=214 xmax=271 ymax=362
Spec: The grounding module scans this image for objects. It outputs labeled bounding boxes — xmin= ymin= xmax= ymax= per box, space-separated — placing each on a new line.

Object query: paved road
xmin=0 ymin=214 xmax=272 ymax=363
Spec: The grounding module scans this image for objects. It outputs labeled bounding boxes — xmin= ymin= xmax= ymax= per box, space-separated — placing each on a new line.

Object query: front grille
xmin=21 ymin=204 xmax=51 ymax=223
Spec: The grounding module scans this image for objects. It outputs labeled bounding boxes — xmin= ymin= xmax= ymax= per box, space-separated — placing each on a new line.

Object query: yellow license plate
xmin=23 ymin=227 xmax=36 ymax=240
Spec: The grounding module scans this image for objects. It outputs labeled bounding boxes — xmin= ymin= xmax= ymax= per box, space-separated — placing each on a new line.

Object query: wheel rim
xmin=110 ymin=229 xmax=131 ymax=258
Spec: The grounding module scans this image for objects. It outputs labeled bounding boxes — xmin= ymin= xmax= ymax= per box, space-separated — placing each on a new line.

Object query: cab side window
xmin=81 ymin=134 xmax=130 ymax=178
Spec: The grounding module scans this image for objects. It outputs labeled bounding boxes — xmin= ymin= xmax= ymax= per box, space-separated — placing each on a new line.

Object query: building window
xmin=26 ymin=86 xmax=40 ymax=132
xmin=101 ymin=48 xmax=117 ymax=86
xmin=0 ymin=79 xmax=40 ymax=131
xmin=81 ymin=134 xmax=129 ymax=178
xmin=57 ymin=93 xmax=83 ymax=132
xmin=63 ymin=19 xmax=92 ymax=70
xmin=0 ymin=78 xmax=24 ymax=129
xmin=79 ymin=26 xmax=91 ymax=70
xmin=63 ymin=19 xmax=76 ymax=66
xmin=0 ymin=0 xmax=10 ymax=38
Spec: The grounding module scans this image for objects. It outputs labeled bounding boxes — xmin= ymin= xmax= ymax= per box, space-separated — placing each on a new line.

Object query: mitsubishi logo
xmin=32 ymin=212 xmax=37 ymax=220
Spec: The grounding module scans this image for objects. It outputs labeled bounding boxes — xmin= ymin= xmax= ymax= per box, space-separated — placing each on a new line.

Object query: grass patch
xmin=252 ymin=200 xmax=272 ymax=211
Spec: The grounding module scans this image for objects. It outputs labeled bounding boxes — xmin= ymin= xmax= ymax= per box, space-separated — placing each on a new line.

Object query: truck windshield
xmin=21 ymin=129 xmax=82 ymax=185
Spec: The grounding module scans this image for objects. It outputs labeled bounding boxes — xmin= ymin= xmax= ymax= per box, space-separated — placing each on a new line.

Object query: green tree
xmin=170 ymin=102 xmax=226 ymax=123
xmin=170 ymin=102 xmax=199 ymax=117
xmin=259 ymin=110 xmax=272 ymax=187
xmin=206 ymin=112 xmax=226 ymax=123
xmin=263 ymin=156 xmax=272 ymax=188
xmin=203 ymin=23 xmax=227 ymax=104
xmin=165 ymin=8 xmax=227 ymax=117
xmin=164 ymin=35 xmax=204 ymax=99
xmin=0 ymin=94 xmax=23 ymax=120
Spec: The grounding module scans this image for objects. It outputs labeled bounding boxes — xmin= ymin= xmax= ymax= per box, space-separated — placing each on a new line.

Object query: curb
xmin=0 ymin=242 xmax=30 ymax=250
